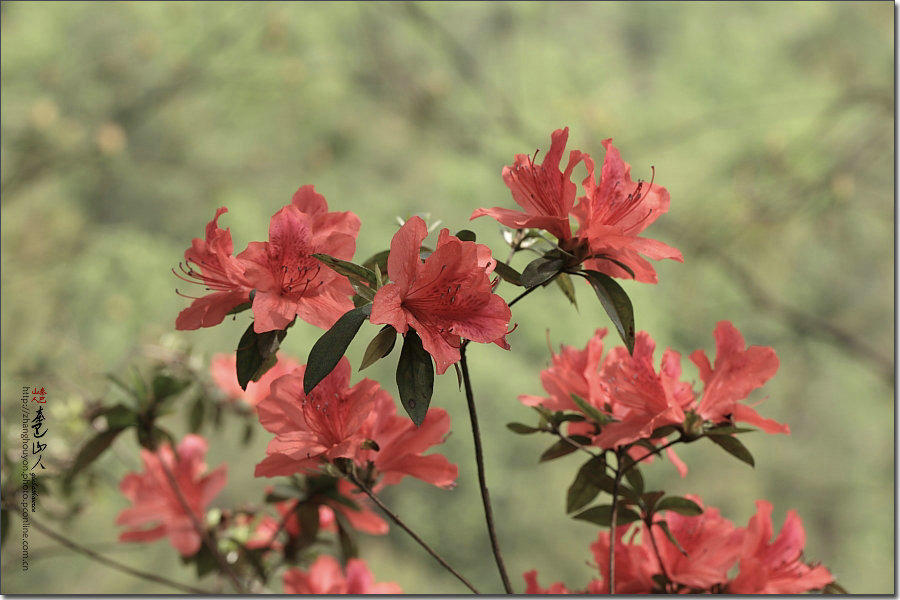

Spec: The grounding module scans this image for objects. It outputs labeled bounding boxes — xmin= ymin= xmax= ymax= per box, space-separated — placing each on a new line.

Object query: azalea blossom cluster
xmin=525 ymin=496 xmax=833 ymax=594
xmin=100 ymin=126 xmax=838 ymax=594
xmin=521 ymin=321 xmax=789 ymax=476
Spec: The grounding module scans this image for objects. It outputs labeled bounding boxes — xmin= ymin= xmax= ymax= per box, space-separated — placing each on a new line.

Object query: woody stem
xmin=609 ymin=448 xmax=625 ymax=595
xmin=459 ymin=345 xmax=514 ymax=594
xmin=346 ymin=473 xmax=481 ymax=594
xmin=158 ymin=459 xmax=247 ymax=594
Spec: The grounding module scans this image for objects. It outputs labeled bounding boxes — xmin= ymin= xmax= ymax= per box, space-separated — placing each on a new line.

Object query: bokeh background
xmin=1 ymin=1 xmax=893 ymax=594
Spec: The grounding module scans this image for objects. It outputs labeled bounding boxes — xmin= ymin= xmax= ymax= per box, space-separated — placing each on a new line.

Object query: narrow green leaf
xmin=455 ymin=229 xmax=477 ymax=242
xmin=236 ymin=322 xmax=289 ymax=391
xmin=539 ymin=439 xmax=579 ymax=462
xmin=226 ymin=301 xmax=252 ymax=316
xmin=654 ymin=520 xmax=687 ymax=555
xmin=188 ymin=395 xmax=205 ymax=433
xmin=555 ymin=272 xmax=578 ymax=308
xmin=578 ymin=270 xmax=635 ymax=354
xmin=350 ymin=280 xmax=376 ymax=302
xmin=492 ymin=261 xmax=523 ymax=286
xmin=521 ymin=254 xmax=566 ymax=288
xmin=359 ymin=325 xmax=397 ymax=370
xmin=573 ymin=504 xmax=641 ymax=527
xmin=566 ymin=456 xmax=606 ymax=513
xmin=304 ymin=305 xmax=372 ymax=394
xmin=704 ymin=425 xmax=757 ymax=436
xmin=66 ymin=427 xmax=126 ymax=483
xmin=641 ymin=491 xmax=666 ymax=513
xmin=708 ymin=434 xmax=755 ymax=467
xmin=656 ymin=496 xmax=703 ymax=516
xmin=100 ymin=404 xmax=137 ymax=429
xmin=507 ymin=422 xmax=542 ymax=434
xmin=570 ymin=393 xmax=611 ymax=425
xmin=396 ymin=329 xmax=434 ymax=427
xmin=313 ymin=253 xmax=378 ymax=288
xmin=152 ymin=373 xmax=191 ymax=402
xmin=623 ymin=462 xmax=645 ymax=496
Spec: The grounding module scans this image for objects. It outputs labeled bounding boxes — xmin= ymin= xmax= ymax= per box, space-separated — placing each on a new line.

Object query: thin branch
xmin=346 ymin=472 xmax=480 ymax=594
xmin=507 ymin=283 xmax=540 ymax=308
xmin=608 ymin=449 xmax=626 ymax=595
xmin=645 ymin=519 xmax=673 ymax=591
xmin=620 ymin=437 xmax=683 ymax=478
xmin=6 ymin=507 xmax=207 ymax=594
xmin=157 ymin=458 xmax=247 ymax=594
xmin=459 ymin=345 xmax=513 ymax=594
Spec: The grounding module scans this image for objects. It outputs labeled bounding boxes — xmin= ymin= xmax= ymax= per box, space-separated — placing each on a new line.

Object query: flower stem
xmin=459 ymin=345 xmax=514 ymax=594
xmin=507 ymin=284 xmax=540 ymax=308
xmin=10 ymin=506 xmax=207 ymax=594
xmin=608 ymin=448 xmax=626 ymax=595
xmin=158 ymin=458 xmax=247 ymax=594
xmin=347 ymin=473 xmax=481 ymax=594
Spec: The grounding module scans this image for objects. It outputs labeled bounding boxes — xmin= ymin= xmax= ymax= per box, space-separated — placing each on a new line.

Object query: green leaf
xmin=313 ymin=253 xmax=378 ymax=288
xmin=226 ymin=301 xmax=252 ymax=317
xmin=649 ymin=424 xmax=680 ymax=439
xmin=455 ymin=229 xmax=477 ymax=242
xmin=656 ymin=496 xmax=703 ymax=516
xmin=521 ymin=254 xmax=566 ymax=288
xmin=66 ymin=427 xmax=126 ymax=483
xmin=622 ymin=462 xmax=645 ymax=496
xmin=303 ymin=305 xmax=372 ymax=394
xmin=578 ymin=270 xmax=635 ymax=354
xmin=333 ymin=512 xmax=359 ymax=564
xmin=641 ymin=491 xmax=666 ymax=513
xmin=555 ymin=272 xmax=578 ymax=308
xmin=350 ymin=280 xmax=376 ymax=302
xmin=708 ymin=434 xmax=755 ymax=467
xmin=539 ymin=439 xmax=580 ymax=462
xmin=100 ymin=404 xmax=137 ymax=429
xmin=359 ymin=325 xmax=397 ymax=370
xmin=236 ymin=322 xmax=289 ymax=391
xmin=573 ymin=504 xmax=641 ymax=527
xmin=188 ymin=395 xmax=205 ymax=433
xmin=152 ymin=372 xmax=191 ymax=402
xmin=654 ymin=520 xmax=687 ymax=555
xmin=506 ymin=422 xmax=542 ymax=434
xmin=566 ymin=456 xmax=606 ymax=513
xmin=570 ymin=393 xmax=611 ymax=425
xmin=704 ymin=425 xmax=757 ymax=435
xmin=492 ymin=261 xmax=523 ymax=286
xmin=296 ymin=502 xmax=321 ymax=545
xmin=396 ymin=328 xmax=434 ymax=427
xmin=823 ymin=581 xmax=849 ymax=594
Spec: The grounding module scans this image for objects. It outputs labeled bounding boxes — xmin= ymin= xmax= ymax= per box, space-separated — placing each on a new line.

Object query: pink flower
xmin=116 ymin=435 xmax=226 ymax=556
xmin=210 ymin=353 xmax=301 ymax=409
xmin=650 ymin=497 xmax=746 ymax=590
xmin=237 ymin=186 xmax=360 ymax=333
xmin=359 ymin=392 xmax=458 ymax=489
xmin=283 ymin=555 xmax=402 ymax=594
xmin=589 ymin=525 xmax=659 ymax=594
xmin=471 ymin=127 xmax=584 ymax=241
xmin=174 ymin=207 xmax=254 ymax=330
xmin=689 ymin=321 xmax=789 ymax=434
xmin=370 ymin=216 xmax=511 ymax=375
xmin=254 ymin=358 xmax=381 ymax=478
xmin=523 ymin=570 xmax=576 ymax=594
xmin=729 ymin=500 xmax=833 ymax=594
xmin=571 ymin=140 xmax=682 ymax=283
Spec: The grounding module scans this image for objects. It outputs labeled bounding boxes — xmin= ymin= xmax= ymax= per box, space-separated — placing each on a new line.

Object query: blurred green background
xmin=1 ymin=1 xmax=893 ymax=594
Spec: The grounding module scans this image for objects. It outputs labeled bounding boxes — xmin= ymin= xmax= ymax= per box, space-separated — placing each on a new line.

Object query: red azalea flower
xmin=254 ymin=357 xmax=381 ymax=478
xmin=116 ymin=435 xmax=226 ymax=557
xmin=238 ymin=186 xmax=360 ymax=333
xmin=650 ymin=496 xmax=746 ymax=590
xmin=471 ymin=127 xmax=584 ymax=241
xmin=370 ymin=216 xmax=512 ymax=375
xmin=522 ymin=570 xmax=576 ymax=594
xmin=571 ymin=139 xmax=682 ymax=283
xmin=174 ymin=207 xmax=254 ymax=330
xmin=690 ymin=321 xmax=789 ymax=434
xmin=729 ymin=500 xmax=833 ymax=594
xmin=589 ymin=525 xmax=659 ymax=594
xmin=359 ymin=392 xmax=458 ymax=489
xmin=283 ymin=555 xmax=402 ymax=594
xmin=210 ymin=353 xmax=300 ymax=409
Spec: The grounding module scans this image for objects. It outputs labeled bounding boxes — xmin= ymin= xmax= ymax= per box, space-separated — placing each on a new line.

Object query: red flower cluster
xmin=521 ymin=322 xmax=787 ymax=473
xmin=371 ymin=216 xmax=512 ymax=374
xmin=175 ymin=185 xmax=360 ymax=333
xmin=525 ymin=496 xmax=833 ymax=594
xmin=116 ymin=435 xmax=226 ymax=557
xmin=472 ymin=127 xmax=682 ymax=282
xmin=283 ymin=555 xmax=402 ymax=594
xmin=254 ymin=357 xmax=457 ymax=489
